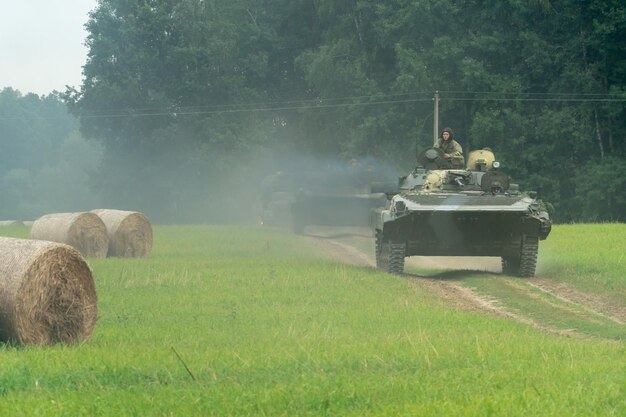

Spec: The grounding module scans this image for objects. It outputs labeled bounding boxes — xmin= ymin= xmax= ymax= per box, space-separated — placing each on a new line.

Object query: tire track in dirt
xmin=301 ymin=226 xmax=625 ymax=338
xmin=302 ymin=232 xmax=374 ymax=268
xmin=413 ymin=277 xmax=579 ymax=336
xmin=300 ymin=228 xmax=546 ymax=327
xmin=528 ymin=278 xmax=626 ymax=324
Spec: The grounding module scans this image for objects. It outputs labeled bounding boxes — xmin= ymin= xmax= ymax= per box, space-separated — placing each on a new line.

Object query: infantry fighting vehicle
xmin=371 ymin=148 xmax=552 ymax=277
xmin=291 ymin=190 xmax=386 ymax=234
xmin=261 ymin=159 xmax=391 ymax=234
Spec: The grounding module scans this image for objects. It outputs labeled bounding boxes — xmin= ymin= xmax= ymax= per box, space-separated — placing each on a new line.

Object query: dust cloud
xmin=160 ymin=148 xmax=402 ymax=225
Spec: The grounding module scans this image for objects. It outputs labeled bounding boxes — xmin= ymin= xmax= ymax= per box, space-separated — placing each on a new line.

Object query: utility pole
xmin=433 ymin=91 xmax=439 ymax=146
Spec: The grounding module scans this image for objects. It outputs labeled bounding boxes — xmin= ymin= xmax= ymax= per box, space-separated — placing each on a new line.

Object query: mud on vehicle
xmin=371 ymin=148 xmax=552 ymax=277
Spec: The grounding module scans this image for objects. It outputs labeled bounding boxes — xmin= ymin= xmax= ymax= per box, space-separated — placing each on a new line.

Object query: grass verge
xmin=0 ymin=225 xmax=624 ymax=416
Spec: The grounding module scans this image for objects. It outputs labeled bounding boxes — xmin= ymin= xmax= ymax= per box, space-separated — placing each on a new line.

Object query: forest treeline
xmin=0 ymin=89 xmax=102 ymax=220
xmin=2 ymin=0 xmax=625 ymax=222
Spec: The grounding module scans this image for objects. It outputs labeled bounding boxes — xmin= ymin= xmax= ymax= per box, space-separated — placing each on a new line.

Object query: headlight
xmin=493 ymin=161 xmax=500 ymax=169
xmin=395 ymin=200 xmax=406 ymax=213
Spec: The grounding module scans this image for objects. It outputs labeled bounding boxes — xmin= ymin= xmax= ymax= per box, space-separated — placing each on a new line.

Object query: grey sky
xmin=0 ymin=0 xmax=98 ymax=96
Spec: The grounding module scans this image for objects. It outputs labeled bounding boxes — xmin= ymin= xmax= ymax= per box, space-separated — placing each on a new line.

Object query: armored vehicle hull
xmin=372 ymin=148 xmax=552 ymax=277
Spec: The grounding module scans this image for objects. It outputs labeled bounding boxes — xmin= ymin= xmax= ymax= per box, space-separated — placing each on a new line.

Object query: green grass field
xmin=444 ymin=224 xmax=626 ymax=340
xmin=0 ymin=224 xmax=625 ymax=416
xmin=540 ymin=224 xmax=626 ymax=296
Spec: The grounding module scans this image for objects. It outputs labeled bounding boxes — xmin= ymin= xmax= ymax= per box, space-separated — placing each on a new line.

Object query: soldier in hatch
xmin=434 ymin=127 xmax=463 ymax=158
xmin=434 ymin=127 xmax=464 ymax=168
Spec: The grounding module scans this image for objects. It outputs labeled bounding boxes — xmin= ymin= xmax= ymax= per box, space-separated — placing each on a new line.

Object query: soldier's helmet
xmin=441 ymin=127 xmax=453 ymax=139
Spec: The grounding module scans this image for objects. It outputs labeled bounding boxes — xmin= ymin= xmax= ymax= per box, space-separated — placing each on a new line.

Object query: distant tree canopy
xmin=63 ymin=0 xmax=625 ymax=222
xmin=0 ymin=88 xmax=103 ymax=220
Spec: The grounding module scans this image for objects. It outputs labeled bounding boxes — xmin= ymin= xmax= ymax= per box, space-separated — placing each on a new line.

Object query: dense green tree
xmin=67 ymin=0 xmax=321 ymax=222
xmin=298 ymin=0 xmax=626 ymax=221
xmin=574 ymin=157 xmax=626 ymax=221
xmin=0 ymin=88 xmax=102 ymax=219
xmin=65 ymin=0 xmax=625 ymax=222
xmin=0 ymin=88 xmax=74 ymax=177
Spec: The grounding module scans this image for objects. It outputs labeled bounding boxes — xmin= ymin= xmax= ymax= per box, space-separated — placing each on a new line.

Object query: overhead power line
xmin=0 ymin=90 xmax=624 ymax=121
xmin=69 ymin=91 xmax=437 ymax=115
xmin=77 ymin=97 xmax=434 ymax=119
xmin=446 ymin=97 xmax=625 ymax=102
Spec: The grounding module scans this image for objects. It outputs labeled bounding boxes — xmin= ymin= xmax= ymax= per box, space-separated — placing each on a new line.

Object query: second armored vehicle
xmin=262 ymin=159 xmax=392 ymax=234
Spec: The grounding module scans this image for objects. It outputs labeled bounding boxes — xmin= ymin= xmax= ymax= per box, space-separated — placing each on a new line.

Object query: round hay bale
xmin=0 ymin=237 xmax=97 ymax=345
xmin=91 ymin=209 xmax=153 ymax=257
xmin=30 ymin=213 xmax=109 ymax=258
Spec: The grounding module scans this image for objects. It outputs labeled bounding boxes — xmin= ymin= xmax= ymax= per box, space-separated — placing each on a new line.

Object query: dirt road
xmin=300 ymin=226 xmax=626 ymax=338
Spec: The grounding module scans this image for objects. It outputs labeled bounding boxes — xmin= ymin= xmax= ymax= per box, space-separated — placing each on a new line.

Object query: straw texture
xmin=91 ymin=209 xmax=153 ymax=257
xmin=0 ymin=237 xmax=97 ymax=345
xmin=30 ymin=212 xmax=109 ymax=258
